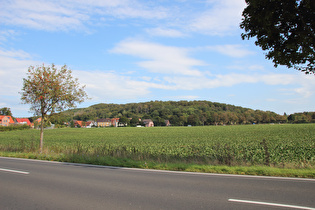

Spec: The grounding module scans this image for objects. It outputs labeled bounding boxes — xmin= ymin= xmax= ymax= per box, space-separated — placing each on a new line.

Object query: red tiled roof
xmin=74 ymin=120 xmax=83 ymax=127
xmin=16 ymin=118 xmax=31 ymax=126
xmin=0 ymin=115 xmax=14 ymax=124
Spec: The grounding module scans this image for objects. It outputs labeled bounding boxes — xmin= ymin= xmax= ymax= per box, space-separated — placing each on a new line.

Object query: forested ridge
xmin=49 ymin=100 xmax=315 ymax=126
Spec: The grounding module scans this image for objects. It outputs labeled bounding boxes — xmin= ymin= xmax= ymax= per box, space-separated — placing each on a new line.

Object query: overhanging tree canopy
xmin=240 ymin=0 xmax=315 ymax=74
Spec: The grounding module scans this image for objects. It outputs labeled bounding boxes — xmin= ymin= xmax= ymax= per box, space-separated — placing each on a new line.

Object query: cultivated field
xmin=1 ymin=124 xmax=314 ymax=170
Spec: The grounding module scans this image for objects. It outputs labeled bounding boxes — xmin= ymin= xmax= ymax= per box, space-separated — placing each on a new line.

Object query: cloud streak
xmin=189 ymin=0 xmax=246 ymax=35
xmin=0 ymin=0 xmax=168 ymax=32
xmin=205 ymin=45 xmax=255 ymax=58
xmin=145 ymin=27 xmax=186 ymax=38
xmin=110 ymin=40 xmax=205 ymax=76
xmin=1 ymin=0 xmax=246 ymax=36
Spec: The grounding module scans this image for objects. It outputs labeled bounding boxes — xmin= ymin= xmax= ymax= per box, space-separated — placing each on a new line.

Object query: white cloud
xmin=145 ymin=27 xmax=185 ymax=37
xmin=0 ymin=48 xmax=33 ymax=59
xmin=249 ymin=65 xmax=265 ymax=71
xmin=0 ymin=30 xmax=17 ymax=44
xmin=0 ymin=53 xmax=37 ymax=96
xmin=205 ymin=44 xmax=255 ymax=58
xmin=0 ymin=0 xmax=246 ymax=36
xmin=277 ymin=74 xmax=315 ymax=99
xmin=0 ymin=0 xmax=168 ymax=32
xmin=189 ymin=0 xmax=246 ymax=35
xmin=0 ymin=0 xmax=88 ymax=31
xmin=72 ymin=70 xmax=172 ymax=103
xmin=73 ymin=70 xmax=148 ymax=101
xmin=161 ymin=73 xmax=315 ymax=100
xmin=163 ymin=74 xmax=258 ymax=90
xmin=110 ymin=40 xmax=204 ymax=76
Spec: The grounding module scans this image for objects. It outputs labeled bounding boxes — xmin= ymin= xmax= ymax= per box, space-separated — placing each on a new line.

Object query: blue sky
xmin=0 ymin=0 xmax=314 ymax=117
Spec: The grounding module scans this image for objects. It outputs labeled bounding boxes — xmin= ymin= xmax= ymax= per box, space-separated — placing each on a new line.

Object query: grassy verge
xmin=1 ymin=151 xmax=314 ymax=178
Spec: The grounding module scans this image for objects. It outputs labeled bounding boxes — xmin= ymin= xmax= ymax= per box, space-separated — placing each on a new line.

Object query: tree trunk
xmin=40 ymin=117 xmax=44 ymax=153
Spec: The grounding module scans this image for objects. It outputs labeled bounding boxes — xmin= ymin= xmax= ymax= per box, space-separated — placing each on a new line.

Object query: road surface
xmin=1 ymin=157 xmax=315 ymax=210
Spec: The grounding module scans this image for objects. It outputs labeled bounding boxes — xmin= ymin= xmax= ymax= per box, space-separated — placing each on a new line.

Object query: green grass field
xmin=1 ymin=124 xmax=314 ymax=177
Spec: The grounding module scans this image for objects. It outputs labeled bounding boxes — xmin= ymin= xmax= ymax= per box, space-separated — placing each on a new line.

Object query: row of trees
xmin=3 ymin=101 xmax=315 ymax=127
xmin=47 ymin=101 xmax=314 ymax=126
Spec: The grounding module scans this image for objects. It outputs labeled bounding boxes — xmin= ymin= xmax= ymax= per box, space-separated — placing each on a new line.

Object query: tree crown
xmin=240 ymin=0 xmax=315 ymax=74
xmin=20 ymin=64 xmax=88 ymax=117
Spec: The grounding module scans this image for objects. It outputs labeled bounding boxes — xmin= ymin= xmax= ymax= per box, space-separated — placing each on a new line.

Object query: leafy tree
xmin=70 ymin=120 xmax=75 ymax=128
xmin=119 ymin=116 xmax=130 ymax=127
xmin=0 ymin=107 xmax=12 ymax=116
xmin=130 ymin=117 xmax=140 ymax=127
xmin=240 ymin=0 xmax=315 ymax=74
xmin=169 ymin=115 xmax=180 ymax=126
xmin=20 ymin=64 xmax=88 ymax=152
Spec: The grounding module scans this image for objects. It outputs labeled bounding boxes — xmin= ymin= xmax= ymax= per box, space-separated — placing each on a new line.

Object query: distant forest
xmin=48 ymin=100 xmax=315 ymax=126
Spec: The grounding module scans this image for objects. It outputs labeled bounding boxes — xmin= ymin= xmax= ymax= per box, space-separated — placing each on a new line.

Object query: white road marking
xmin=228 ymin=199 xmax=315 ymax=210
xmin=0 ymin=168 xmax=30 ymax=175
xmin=0 ymin=157 xmax=314 ymax=182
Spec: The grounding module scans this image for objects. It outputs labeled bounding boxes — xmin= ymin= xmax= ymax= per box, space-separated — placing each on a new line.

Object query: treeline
xmin=49 ymin=100 xmax=314 ymax=126
xmin=288 ymin=112 xmax=315 ymax=124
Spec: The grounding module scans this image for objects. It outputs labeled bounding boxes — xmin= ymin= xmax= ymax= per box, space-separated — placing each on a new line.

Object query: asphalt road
xmin=1 ymin=157 xmax=315 ymax=210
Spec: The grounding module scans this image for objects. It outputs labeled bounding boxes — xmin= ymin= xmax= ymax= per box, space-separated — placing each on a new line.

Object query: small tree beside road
xmin=20 ymin=64 xmax=88 ymax=152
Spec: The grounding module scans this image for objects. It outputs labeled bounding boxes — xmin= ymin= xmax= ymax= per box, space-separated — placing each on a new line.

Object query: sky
xmin=0 ymin=0 xmax=314 ymax=117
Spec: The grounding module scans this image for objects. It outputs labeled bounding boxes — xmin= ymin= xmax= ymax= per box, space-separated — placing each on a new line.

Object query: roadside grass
xmin=1 ymin=151 xmax=314 ymax=178
xmin=0 ymin=124 xmax=314 ymax=178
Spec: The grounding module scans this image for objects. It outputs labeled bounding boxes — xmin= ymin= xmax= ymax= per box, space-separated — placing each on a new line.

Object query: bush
xmin=0 ymin=124 xmax=30 ymax=132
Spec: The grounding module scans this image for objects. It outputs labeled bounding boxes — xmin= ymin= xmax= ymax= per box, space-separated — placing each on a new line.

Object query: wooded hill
xmin=48 ymin=100 xmax=314 ymax=126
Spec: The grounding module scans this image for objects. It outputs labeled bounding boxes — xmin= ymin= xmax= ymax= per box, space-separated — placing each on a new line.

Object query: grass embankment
xmin=0 ymin=124 xmax=314 ymax=178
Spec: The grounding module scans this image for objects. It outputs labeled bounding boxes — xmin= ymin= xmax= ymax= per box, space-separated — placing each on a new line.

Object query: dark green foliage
xmin=62 ymin=100 xmax=289 ymax=126
xmin=119 ymin=116 xmax=130 ymax=126
xmin=240 ymin=0 xmax=315 ymax=74
xmin=0 ymin=107 xmax=12 ymax=116
xmin=29 ymin=100 xmax=315 ymax=127
xmin=0 ymin=124 xmax=30 ymax=132
xmin=288 ymin=112 xmax=315 ymax=123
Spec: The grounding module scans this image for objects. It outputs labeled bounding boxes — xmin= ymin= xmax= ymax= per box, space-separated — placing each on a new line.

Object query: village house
xmin=96 ymin=118 xmax=120 ymax=127
xmin=0 ymin=115 xmax=14 ymax=126
xmin=142 ymin=119 xmax=154 ymax=127
xmin=111 ymin=118 xmax=120 ymax=127
xmin=97 ymin=118 xmax=112 ymax=127
xmin=72 ymin=120 xmax=96 ymax=128
xmin=15 ymin=118 xmax=32 ymax=126
xmin=73 ymin=120 xmax=84 ymax=128
xmin=85 ymin=121 xmax=97 ymax=128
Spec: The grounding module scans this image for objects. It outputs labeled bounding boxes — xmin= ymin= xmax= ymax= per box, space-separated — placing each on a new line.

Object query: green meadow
xmin=1 ymin=124 xmax=314 ymax=178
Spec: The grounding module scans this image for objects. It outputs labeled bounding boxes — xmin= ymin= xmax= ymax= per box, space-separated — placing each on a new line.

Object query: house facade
xmin=0 ymin=115 xmax=14 ymax=126
xmin=111 ymin=118 xmax=120 ymax=127
xmin=0 ymin=116 xmax=10 ymax=126
xmin=96 ymin=118 xmax=121 ymax=127
xmin=85 ymin=121 xmax=97 ymax=128
xmin=97 ymin=118 xmax=112 ymax=127
xmin=142 ymin=119 xmax=154 ymax=127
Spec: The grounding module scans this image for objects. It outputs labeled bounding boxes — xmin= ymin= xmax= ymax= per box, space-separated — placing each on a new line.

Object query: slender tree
xmin=20 ymin=64 xmax=88 ymax=152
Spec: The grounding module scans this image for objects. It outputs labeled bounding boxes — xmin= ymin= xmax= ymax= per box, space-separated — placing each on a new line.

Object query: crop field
xmin=1 ymin=124 xmax=314 ymax=169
